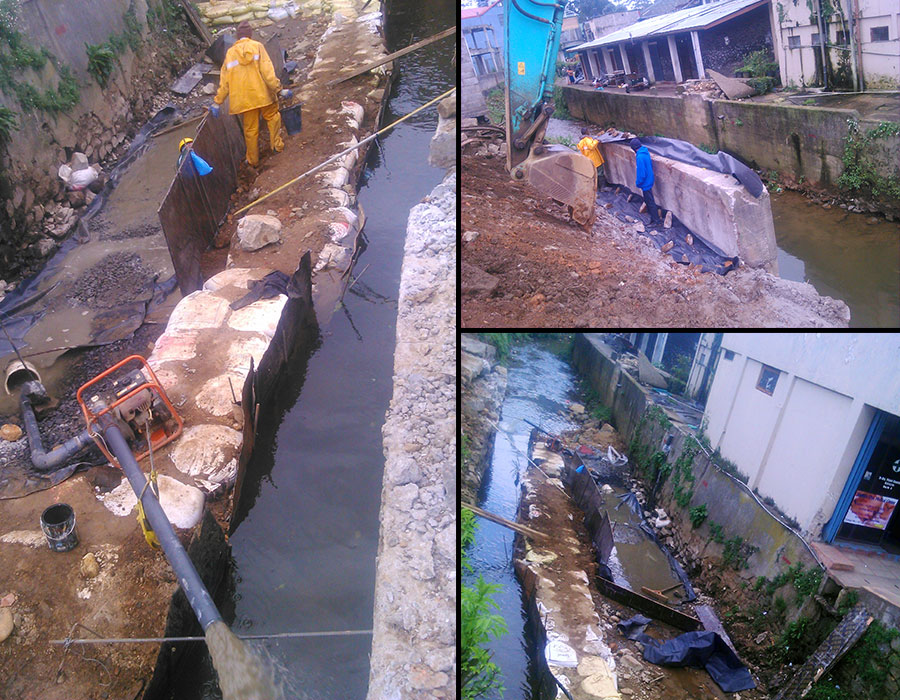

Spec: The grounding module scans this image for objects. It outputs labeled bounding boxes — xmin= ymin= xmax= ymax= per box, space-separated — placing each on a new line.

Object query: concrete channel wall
xmin=571 ymin=333 xmax=818 ymax=582
xmin=601 ymin=142 xmax=778 ymax=271
xmin=564 ymin=87 xmax=900 ymax=216
xmin=366 ymin=103 xmax=457 ymax=699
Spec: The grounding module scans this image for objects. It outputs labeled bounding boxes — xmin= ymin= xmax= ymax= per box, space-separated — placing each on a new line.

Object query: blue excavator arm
xmin=504 ymin=0 xmax=596 ymax=227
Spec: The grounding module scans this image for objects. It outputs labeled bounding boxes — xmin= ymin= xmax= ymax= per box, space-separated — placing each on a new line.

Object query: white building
xmin=771 ymin=0 xmax=899 ymax=89
xmin=700 ymin=333 xmax=900 ymax=554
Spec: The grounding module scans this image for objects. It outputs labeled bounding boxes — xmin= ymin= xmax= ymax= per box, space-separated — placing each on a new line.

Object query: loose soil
xmin=461 ymin=151 xmax=851 ymax=328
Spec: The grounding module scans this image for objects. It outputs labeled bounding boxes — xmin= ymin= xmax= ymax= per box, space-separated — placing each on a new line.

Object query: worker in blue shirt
xmin=631 ymin=138 xmax=661 ymax=226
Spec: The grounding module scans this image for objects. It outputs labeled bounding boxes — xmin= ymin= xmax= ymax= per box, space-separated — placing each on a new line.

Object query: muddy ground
xmin=521 ymin=422 xmax=770 ymax=700
xmin=558 ymin=413 xmax=832 ymax=697
xmin=461 ymin=151 xmax=851 ymax=328
xmin=0 ymin=3 xmax=388 ymax=696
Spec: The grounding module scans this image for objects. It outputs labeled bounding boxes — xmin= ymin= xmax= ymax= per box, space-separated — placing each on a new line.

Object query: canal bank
xmin=0 ymin=0 xmax=457 ymax=696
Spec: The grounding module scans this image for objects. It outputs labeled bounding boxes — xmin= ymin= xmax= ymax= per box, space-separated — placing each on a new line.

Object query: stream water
xmin=465 ymin=342 xmax=579 ymax=699
xmin=770 ymin=191 xmax=899 ymax=327
xmin=166 ymin=0 xmax=454 ymax=697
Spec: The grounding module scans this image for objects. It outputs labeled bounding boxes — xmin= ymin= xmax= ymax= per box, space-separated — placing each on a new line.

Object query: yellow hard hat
xmin=179 ymin=137 xmax=193 ymax=151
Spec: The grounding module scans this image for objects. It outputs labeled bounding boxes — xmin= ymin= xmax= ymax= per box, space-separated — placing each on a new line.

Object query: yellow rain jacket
xmin=214 ymin=38 xmax=281 ymax=115
xmin=577 ymin=136 xmax=605 ymax=168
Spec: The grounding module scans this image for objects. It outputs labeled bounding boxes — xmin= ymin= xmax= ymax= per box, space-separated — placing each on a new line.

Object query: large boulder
xmin=638 ymin=350 xmax=668 ymax=389
xmin=236 ymin=214 xmax=282 ymax=251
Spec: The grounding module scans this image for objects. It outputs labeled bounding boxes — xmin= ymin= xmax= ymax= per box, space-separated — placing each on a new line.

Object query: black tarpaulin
xmin=617 ymin=614 xmax=756 ymax=693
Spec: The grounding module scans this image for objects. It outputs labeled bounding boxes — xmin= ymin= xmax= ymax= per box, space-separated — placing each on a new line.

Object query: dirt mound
xmin=461 ymin=152 xmax=850 ymax=328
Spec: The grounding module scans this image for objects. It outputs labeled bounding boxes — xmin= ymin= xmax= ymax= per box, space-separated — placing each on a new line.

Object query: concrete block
xmin=97 ymin=474 xmax=205 ymax=530
xmin=225 ymin=333 xmax=270 ymax=376
xmin=600 ymin=143 xmax=777 ymax=272
xmin=167 ymin=291 xmax=231 ymax=331
xmin=169 ymin=424 xmax=242 ymax=483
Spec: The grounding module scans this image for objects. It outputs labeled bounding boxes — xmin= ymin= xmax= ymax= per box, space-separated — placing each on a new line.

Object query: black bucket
xmin=281 ymin=103 xmax=302 ymax=135
xmin=41 ymin=503 xmax=78 ymax=552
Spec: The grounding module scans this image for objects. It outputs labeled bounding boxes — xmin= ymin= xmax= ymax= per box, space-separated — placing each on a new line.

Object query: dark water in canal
xmin=771 ymin=191 xmax=900 ymax=327
xmin=167 ymin=0 xmax=454 ymax=697
xmin=465 ymin=343 xmax=579 ymax=700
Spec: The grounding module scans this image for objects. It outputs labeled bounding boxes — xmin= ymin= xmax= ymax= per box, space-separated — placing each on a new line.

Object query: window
xmin=835 ymin=30 xmax=849 ymax=45
xmin=756 ymin=365 xmax=780 ymax=395
xmin=485 ymin=27 xmax=497 ymax=48
xmin=482 ymin=52 xmax=497 ymax=73
xmin=723 ymin=349 xmax=735 ymax=361
xmin=870 ymin=26 xmax=889 ymax=42
xmin=788 ymin=35 xmax=801 ymax=48
xmin=811 ymin=33 xmax=822 ymax=46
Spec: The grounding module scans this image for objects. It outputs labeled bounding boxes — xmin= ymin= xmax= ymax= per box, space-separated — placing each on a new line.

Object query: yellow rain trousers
xmin=214 ymin=37 xmax=284 ymax=166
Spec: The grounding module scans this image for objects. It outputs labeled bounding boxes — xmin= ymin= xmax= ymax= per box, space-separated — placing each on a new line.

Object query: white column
xmin=691 ymin=31 xmax=705 ymax=78
xmin=619 ymin=43 xmax=631 ymax=73
xmin=588 ymin=50 xmax=600 ymax=78
xmin=641 ymin=40 xmax=656 ymax=82
xmin=667 ymin=34 xmax=683 ymax=83
xmin=606 ymin=48 xmax=616 ymax=71
xmin=651 ymin=333 xmax=668 ymax=365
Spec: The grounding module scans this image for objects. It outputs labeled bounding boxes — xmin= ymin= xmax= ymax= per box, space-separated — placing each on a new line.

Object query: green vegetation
xmin=754 ymin=562 xmax=824 ymax=602
xmin=0 ymin=0 xmax=80 ymax=114
xmin=698 ymin=143 xmax=717 ymax=154
xmin=579 ymin=379 xmax=612 ymax=424
xmin=547 ymin=136 xmax=575 ymax=148
xmin=485 ymin=87 xmax=504 ymax=125
xmin=553 ymin=84 xmax=571 ymax=120
xmin=689 ymin=503 xmax=708 ymax=528
xmin=0 ymin=104 xmax=16 ymax=142
xmin=722 ymin=535 xmax=757 ymax=570
xmin=147 ymin=0 xmax=185 ymax=34
xmin=461 ymin=508 xmax=507 ymax=699
xmin=671 ymin=436 xmax=698 ymax=509
xmin=461 ymin=432 xmax=470 ymax=464
xmin=709 ymin=520 xmax=725 ymax=544
xmin=664 ymin=352 xmax=692 ymax=395
xmin=838 ymin=119 xmax=900 ymax=202
xmin=739 ymin=49 xmax=778 ymax=79
xmin=85 ymin=42 xmax=116 ymax=88
xmin=479 ymin=333 xmax=513 ymax=364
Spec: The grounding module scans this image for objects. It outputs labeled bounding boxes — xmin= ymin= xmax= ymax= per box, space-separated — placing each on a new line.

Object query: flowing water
xmin=465 ymin=342 xmax=579 ymax=699
xmin=771 ymin=191 xmax=900 ymax=327
xmin=204 ymin=622 xmax=281 ymax=700
xmin=167 ymin=0 xmax=455 ymax=697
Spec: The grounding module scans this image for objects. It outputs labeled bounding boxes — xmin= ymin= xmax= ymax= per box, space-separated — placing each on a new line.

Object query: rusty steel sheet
xmin=594 ymin=575 xmax=702 ymax=632
xmin=158 ymin=113 xmax=245 ymax=295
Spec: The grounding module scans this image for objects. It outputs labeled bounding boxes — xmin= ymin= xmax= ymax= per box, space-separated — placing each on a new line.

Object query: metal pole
xmin=99 ymin=416 xmax=222 ymax=631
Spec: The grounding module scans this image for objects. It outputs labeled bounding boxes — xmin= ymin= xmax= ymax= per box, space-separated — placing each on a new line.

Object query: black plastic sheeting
xmin=637 ymin=136 xmax=765 ymax=198
xmin=0 ymin=107 xmax=181 ymax=359
xmin=596 ymin=185 xmax=740 ymax=275
xmin=618 ymin=614 xmax=756 ymax=693
xmin=158 ymin=111 xmax=246 ymax=294
xmin=612 ymin=490 xmax=697 ymax=603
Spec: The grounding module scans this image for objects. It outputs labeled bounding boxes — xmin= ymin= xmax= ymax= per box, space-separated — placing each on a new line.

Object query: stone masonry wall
xmin=365 ymin=164 xmax=456 ymax=696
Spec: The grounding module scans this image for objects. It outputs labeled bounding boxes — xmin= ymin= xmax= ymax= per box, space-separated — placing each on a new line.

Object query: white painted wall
xmin=754 ymin=376 xmax=854 ymax=529
xmin=702 ymin=333 xmax=900 ymax=535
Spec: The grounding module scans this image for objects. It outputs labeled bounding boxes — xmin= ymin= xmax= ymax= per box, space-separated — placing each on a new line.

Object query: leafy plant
xmin=838 ymin=119 xmax=900 ymax=201
xmin=548 ymin=136 xmax=575 ymax=148
xmin=553 ymin=84 xmax=571 ymax=120
xmin=485 ymin=87 xmax=504 ymax=125
xmin=739 ymin=49 xmax=778 ymax=78
xmin=480 ymin=333 xmax=513 ymax=364
xmin=689 ymin=503 xmax=708 ymax=528
xmin=85 ymin=42 xmax=116 ymax=87
xmin=461 ymin=509 xmax=507 ymax=699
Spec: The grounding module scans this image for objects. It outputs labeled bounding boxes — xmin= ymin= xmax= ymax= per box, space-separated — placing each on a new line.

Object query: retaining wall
xmin=564 ymin=86 xmax=900 ymax=215
xmin=601 ymin=142 xmax=778 ymax=271
xmin=571 ymin=333 xmax=818 ymax=582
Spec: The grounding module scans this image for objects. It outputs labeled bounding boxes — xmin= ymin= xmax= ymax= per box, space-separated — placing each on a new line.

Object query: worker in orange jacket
xmin=210 ymin=21 xmax=290 ymax=167
xmin=577 ymin=127 xmax=606 ymax=189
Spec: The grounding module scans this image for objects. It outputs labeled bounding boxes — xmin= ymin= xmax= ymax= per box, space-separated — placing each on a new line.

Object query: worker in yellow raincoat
xmin=210 ymin=21 xmax=289 ymax=168
xmin=577 ymin=127 xmax=606 ymax=189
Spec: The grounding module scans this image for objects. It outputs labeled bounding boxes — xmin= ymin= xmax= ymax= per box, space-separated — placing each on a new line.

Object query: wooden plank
xmin=695 ymin=604 xmax=738 ymax=654
xmin=176 ymin=0 xmax=214 ymax=46
xmin=171 ymin=63 xmax=209 ymax=95
xmin=462 ymin=503 xmax=550 ymax=541
xmin=326 ymin=26 xmax=456 ymax=86
xmin=594 ymin=575 xmax=701 ymax=632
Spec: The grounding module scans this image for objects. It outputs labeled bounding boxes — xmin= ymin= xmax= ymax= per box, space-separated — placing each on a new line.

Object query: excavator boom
xmin=504 ymin=0 xmax=596 ymax=227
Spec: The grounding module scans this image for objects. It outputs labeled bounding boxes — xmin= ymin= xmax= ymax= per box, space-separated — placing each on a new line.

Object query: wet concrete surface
xmin=771 ymin=190 xmax=900 ymax=327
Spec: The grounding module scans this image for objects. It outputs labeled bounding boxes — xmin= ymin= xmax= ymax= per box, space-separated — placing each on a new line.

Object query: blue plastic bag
xmin=190 ymin=150 xmax=213 ymax=176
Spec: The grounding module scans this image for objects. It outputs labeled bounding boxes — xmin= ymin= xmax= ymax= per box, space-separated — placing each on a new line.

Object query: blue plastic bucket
xmin=41 ymin=503 xmax=78 ymax=552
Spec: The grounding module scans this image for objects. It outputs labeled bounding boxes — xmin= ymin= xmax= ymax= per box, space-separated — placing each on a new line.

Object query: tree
xmin=567 ymin=0 xmax=623 ymax=22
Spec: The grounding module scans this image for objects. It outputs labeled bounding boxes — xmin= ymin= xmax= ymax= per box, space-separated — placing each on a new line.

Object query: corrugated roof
xmin=461 ymin=0 xmax=502 ymax=20
xmin=570 ymin=0 xmax=766 ymax=51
